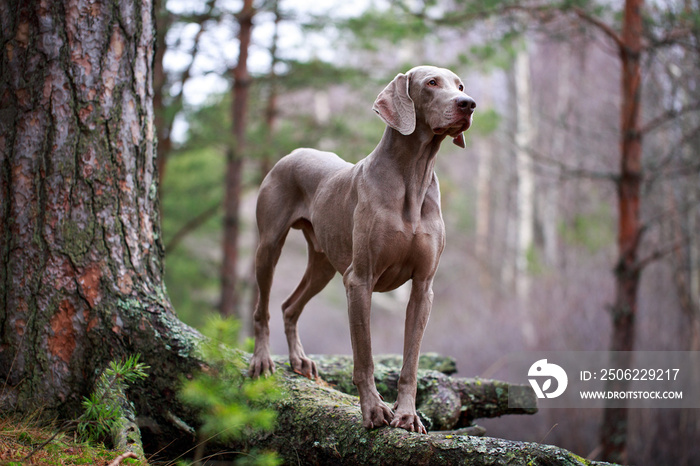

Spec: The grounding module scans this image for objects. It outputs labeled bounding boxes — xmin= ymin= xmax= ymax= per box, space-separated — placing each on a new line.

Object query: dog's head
xmin=372 ymin=65 xmax=476 ymax=148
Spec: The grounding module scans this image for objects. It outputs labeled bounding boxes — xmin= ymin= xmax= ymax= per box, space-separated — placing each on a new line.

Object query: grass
xmin=0 ymin=414 xmax=145 ymax=466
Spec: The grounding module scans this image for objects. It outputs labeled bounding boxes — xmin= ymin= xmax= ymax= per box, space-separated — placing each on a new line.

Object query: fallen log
xmin=226 ymin=353 xmax=615 ymax=465
xmin=304 ymin=353 xmax=537 ymax=431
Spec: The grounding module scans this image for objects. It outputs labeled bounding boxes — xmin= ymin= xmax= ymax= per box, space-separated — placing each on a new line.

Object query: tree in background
xmin=152 ymin=0 xmax=700 ymax=462
xmin=220 ymin=0 xmax=255 ymax=318
xmin=341 ymin=0 xmax=700 ymax=462
xmin=542 ymin=2 xmax=698 ymax=461
xmin=153 ymin=0 xmax=219 ymax=187
xmin=159 ymin=1 xmax=375 ymax=328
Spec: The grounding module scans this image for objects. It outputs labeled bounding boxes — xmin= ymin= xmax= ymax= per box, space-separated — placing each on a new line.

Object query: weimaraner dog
xmin=249 ymin=65 xmax=475 ymax=434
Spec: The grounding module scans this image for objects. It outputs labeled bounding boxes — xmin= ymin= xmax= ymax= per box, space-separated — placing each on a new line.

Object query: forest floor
xmin=0 ymin=415 xmax=146 ymax=466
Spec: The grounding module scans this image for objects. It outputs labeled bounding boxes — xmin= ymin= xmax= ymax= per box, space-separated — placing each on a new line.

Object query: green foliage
xmin=340 ymin=7 xmax=432 ymax=51
xmin=560 ymin=206 xmax=615 ymax=253
xmin=471 ymin=108 xmax=501 ymax=136
xmin=526 ymin=244 xmax=545 ymax=275
xmin=466 ymin=36 xmax=519 ymax=72
xmin=161 ymin=145 xmax=223 ymax=327
xmin=178 ymin=94 xmax=233 ymax=151
xmin=77 ymin=355 xmax=149 ymax=445
xmin=274 ymin=59 xmax=367 ymax=91
xmin=179 ymin=316 xmax=280 ymax=464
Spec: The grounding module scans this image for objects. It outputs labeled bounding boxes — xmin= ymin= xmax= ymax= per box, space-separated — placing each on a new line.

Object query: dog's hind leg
xmin=281 ymin=223 xmax=336 ymax=378
xmin=248 ymin=196 xmax=292 ymax=377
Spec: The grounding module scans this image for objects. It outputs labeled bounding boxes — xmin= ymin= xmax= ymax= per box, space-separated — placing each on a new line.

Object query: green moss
xmin=0 ymin=414 xmax=148 ymax=465
xmin=61 ymin=218 xmax=95 ymax=263
xmin=569 ymin=452 xmax=594 ymax=465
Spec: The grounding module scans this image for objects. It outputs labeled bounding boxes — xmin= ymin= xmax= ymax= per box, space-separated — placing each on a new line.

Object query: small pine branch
xmin=77 ymin=354 xmax=150 ymax=444
xmin=179 ymin=316 xmax=281 ymax=464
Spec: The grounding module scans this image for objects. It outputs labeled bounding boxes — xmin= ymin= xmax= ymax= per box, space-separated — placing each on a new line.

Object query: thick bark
xmin=220 ymin=0 xmax=255 ymax=318
xmin=600 ymin=0 xmax=644 ymax=463
xmin=0 ymin=0 xmax=200 ymax=423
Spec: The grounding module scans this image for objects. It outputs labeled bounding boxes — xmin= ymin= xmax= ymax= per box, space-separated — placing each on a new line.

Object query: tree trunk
xmin=153 ymin=0 xmax=171 ymax=185
xmin=310 ymin=354 xmax=537 ymax=431
xmin=600 ymin=0 xmax=644 ymax=462
xmin=247 ymin=0 xmax=281 ymax=333
xmin=220 ymin=0 xmax=255 ymax=318
xmin=0 ymin=0 xmax=200 ymax=422
xmin=541 ymin=41 xmax=571 ymax=268
xmin=475 ymin=80 xmax=495 ymax=291
xmin=475 ymin=137 xmax=494 ymax=290
xmin=153 ymin=0 xmax=215 ymax=189
xmin=514 ymin=41 xmax=537 ymax=346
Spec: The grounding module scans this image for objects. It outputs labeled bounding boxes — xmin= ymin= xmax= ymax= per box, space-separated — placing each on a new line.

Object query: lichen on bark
xmin=228 ymin=353 xmax=615 ymax=466
xmin=0 ymin=0 xmax=199 ymax=422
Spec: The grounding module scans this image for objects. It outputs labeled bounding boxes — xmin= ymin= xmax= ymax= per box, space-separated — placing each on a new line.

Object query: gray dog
xmin=249 ymin=65 xmax=475 ymax=434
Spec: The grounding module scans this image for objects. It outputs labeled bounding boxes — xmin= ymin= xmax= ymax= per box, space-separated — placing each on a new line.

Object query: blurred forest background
xmin=154 ymin=0 xmax=699 ymax=464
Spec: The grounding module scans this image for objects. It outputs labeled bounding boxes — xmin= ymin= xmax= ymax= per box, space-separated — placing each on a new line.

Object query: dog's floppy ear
xmin=372 ymin=73 xmax=415 ymax=136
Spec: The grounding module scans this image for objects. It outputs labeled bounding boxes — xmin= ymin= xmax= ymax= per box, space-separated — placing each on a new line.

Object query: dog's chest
xmin=370 ymin=210 xmax=445 ymax=291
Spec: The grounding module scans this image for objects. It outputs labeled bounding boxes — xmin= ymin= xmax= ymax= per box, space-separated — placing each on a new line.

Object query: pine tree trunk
xmin=216 ymin=353 xmax=610 ymax=466
xmin=153 ymin=0 xmax=170 ymax=185
xmin=220 ymin=0 xmax=255 ymax=318
xmin=600 ymin=0 xmax=644 ymax=462
xmin=0 ymin=0 xmax=199 ymax=420
xmin=247 ymin=1 xmax=281 ymax=333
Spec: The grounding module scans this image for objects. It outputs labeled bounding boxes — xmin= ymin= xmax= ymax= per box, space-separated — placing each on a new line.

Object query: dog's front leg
xmin=343 ymin=268 xmax=394 ymax=429
xmin=391 ymin=278 xmax=433 ymax=434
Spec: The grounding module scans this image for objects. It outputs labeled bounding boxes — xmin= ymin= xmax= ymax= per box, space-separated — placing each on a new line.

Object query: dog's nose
xmin=456 ymin=96 xmax=476 ymax=112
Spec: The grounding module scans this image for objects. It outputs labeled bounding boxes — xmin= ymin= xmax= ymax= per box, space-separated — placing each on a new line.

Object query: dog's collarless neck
xmin=367 ymin=127 xmax=444 ymax=228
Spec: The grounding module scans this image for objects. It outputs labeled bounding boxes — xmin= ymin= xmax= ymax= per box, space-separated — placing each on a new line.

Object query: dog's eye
xmin=428 ymin=79 xmax=438 ymax=86
xmin=459 ymin=84 xmax=464 ymax=91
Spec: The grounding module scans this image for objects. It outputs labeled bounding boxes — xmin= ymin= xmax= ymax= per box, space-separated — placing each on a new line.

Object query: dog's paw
xmin=390 ymin=411 xmax=428 ymax=434
xmin=361 ymin=400 xmax=393 ymax=430
xmin=248 ymin=354 xmax=276 ymax=378
xmin=290 ymin=354 xmax=318 ymax=379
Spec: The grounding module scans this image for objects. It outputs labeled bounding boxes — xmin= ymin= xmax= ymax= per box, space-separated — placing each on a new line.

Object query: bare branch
xmin=572 ymin=7 xmax=624 ymax=51
xmin=635 ymin=240 xmax=685 ymax=273
xmin=168 ymin=0 xmax=219 ymax=117
xmin=164 ymin=204 xmax=221 ymax=254
xmin=648 ymin=24 xmax=697 ymax=50
xmin=525 ymin=146 xmax=618 ymax=182
xmin=641 ymin=101 xmax=700 ymax=134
